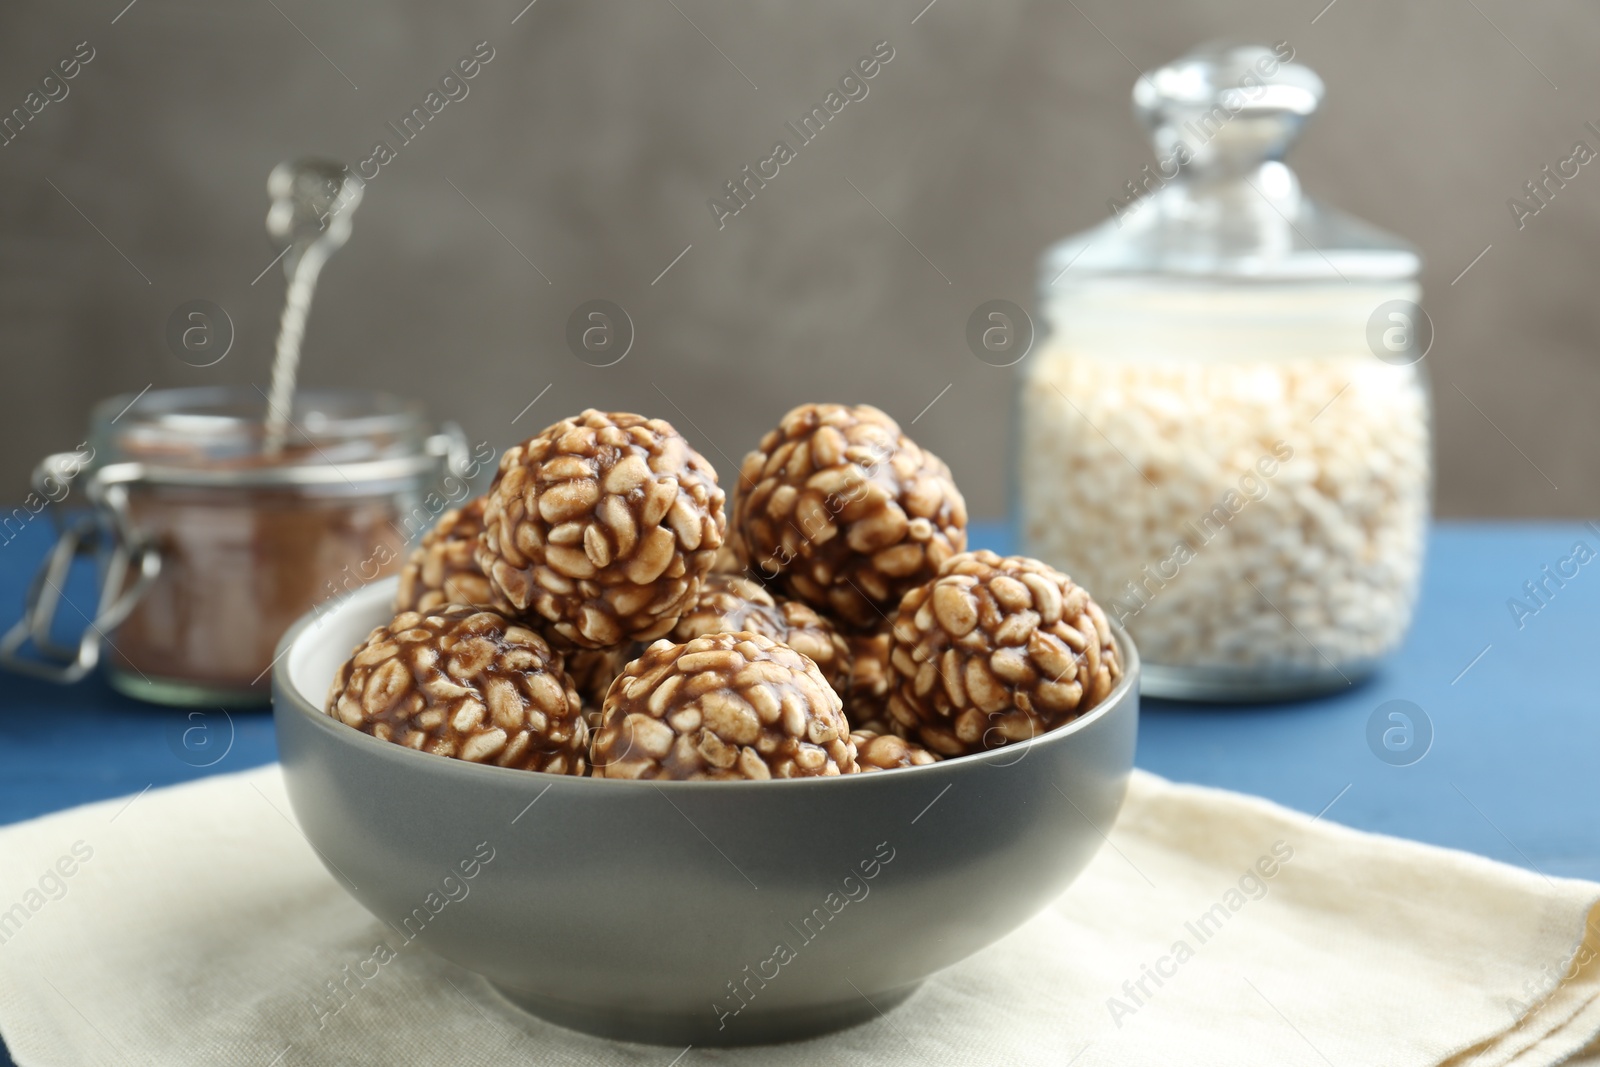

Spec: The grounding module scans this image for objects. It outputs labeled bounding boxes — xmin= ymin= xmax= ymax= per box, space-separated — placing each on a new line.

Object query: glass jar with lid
xmin=1 ymin=387 xmax=477 ymax=706
xmin=1019 ymin=42 xmax=1431 ymax=700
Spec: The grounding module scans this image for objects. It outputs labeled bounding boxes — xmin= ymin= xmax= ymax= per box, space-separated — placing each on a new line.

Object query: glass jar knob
xmin=1133 ymin=42 xmax=1323 ymax=182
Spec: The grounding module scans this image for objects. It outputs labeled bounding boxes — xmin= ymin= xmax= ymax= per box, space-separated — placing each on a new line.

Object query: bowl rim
xmin=274 ymin=576 xmax=1140 ymax=792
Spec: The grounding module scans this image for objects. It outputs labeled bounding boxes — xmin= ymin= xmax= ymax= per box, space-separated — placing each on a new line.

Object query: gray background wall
xmin=1 ymin=0 xmax=1594 ymax=519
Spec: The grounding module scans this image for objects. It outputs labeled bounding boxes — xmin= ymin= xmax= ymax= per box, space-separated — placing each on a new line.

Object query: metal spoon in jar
xmin=261 ymin=160 xmax=364 ymax=456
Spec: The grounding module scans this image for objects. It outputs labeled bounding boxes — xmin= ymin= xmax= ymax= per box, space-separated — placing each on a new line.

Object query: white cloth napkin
xmin=0 ymin=765 xmax=1596 ymax=1067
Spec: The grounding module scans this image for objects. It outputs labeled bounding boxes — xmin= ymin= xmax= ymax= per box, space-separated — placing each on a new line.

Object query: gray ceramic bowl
xmin=274 ymin=578 xmax=1139 ymax=1047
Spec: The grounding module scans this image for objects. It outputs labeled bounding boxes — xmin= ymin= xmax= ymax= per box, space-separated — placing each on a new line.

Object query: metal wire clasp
xmin=0 ymin=458 xmax=161 ymax=683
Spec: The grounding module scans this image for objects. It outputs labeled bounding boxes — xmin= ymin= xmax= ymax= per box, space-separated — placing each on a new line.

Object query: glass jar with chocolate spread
xmin=2 ymin=387 xmax=480 ymax=706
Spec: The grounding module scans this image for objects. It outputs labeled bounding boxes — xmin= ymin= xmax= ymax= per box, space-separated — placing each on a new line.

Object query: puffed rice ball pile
xmin=332 ymin=403 xmax=1128 ymax=777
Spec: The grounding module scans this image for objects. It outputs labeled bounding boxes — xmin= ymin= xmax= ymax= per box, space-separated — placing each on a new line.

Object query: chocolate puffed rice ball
xmin=669 ymin=573 xmax=785 ymax=642
xmin=591 ymin=631 xmax=857 ymax=780
xmin=710 ymin=539 xmax=746 ymax=576
xmin=479 ymin=411 xmax=726 ymax=649
xmin=557 ymin=642 xmax=636 ymax=724
xmin=393 ymin=499 xmax=513 ymax=616
xmin=668 ymin=574 xmax=852 ymax=696
xmin=842 ymin=630 xmax=895 ymax=733
xmin=850 ymin=729 xmax=938 ymax=772
xmin=326 ymin=606 xmax=587 ymax=774
xmin=886 ymin=551 xmax=1122 ymax=757
xmin=774 ymin=598 xmax=852 ymax=697
xmin=734 ymin=403 xmax=967 ymax=629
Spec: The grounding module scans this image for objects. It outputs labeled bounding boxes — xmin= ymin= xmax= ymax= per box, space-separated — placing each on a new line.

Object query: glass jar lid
xmin=1044 ymin=42 xmax=1419 ymax=283
xmin=88 ymin=386 xmax=439 ymax=488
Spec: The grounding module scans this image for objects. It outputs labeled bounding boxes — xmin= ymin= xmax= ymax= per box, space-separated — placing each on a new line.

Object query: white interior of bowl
xmin=286 ymin=579 xmax=399 ymax=708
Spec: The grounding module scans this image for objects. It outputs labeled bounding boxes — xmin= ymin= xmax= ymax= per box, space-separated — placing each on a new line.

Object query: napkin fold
xmin=0 ymin=766 xmax=1595 ymax=1067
